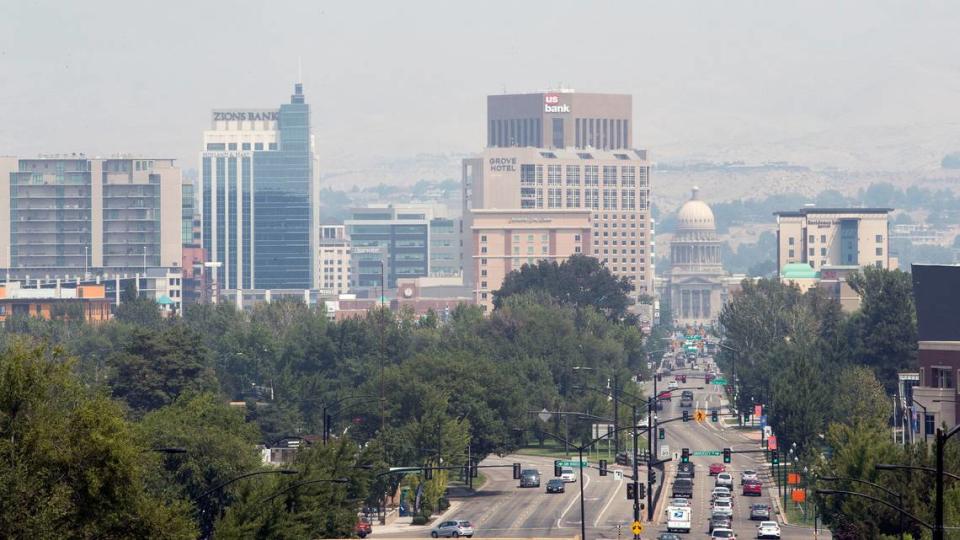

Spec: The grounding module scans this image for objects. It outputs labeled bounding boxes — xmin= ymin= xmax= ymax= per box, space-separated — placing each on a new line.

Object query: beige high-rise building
xmin=2 ymin=156 xmax=181 ymax=279
xmin=468 ymin=209 xmax=592 ymax=311
xmin=319 ymin=225 xmax=351 ymax=295
xmin=463 ymin=147 xmax=653 ymax=298
xmin=774 ymin=207 xmax=893 ymax=272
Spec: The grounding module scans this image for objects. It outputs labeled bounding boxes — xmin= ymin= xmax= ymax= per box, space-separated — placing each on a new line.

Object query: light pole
xmin=322 ymin=394 xmax=380 ymax=444
xmin=817 ymin=489 xmax=932 ymax=533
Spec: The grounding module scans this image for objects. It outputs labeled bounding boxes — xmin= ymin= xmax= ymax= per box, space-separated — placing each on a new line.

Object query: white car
xmin=757 ymin=521 xmax=781 ymax=538
xmin=711 ymin=486 xmax=732 ymax=501
xmin=668 ymin=497 xmax=691 ymax=508
xmin=715 ymin=495 xmax=734 ymax=508
xmin=716 ymin=472 xmax=734 ymax=488
xmin=741 ymin=469 xmax=759 ymax=484
xmin=711 ymin=528 xmax=736 ymax=539
xmin=667 ymin=380 xmax=680 ymax=390
xmin=712 ymin=499 xmax=733 ymax=517
xmin=560 ymin=467 xmax=577 ymax=482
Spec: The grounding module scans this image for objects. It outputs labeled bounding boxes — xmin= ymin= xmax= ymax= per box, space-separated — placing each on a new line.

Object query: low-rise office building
xmin=0 ymin=282 xmax=111 ymax=322
xmin=774 ymin=207 xmax=893 ymax=272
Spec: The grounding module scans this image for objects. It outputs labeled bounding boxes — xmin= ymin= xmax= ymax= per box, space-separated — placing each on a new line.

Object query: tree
xmin=846 ymin=267 xmax=918 ymax=392
xmin=0 ymin=341 xmax=195 ymax=538
xmin=109 ymin=324 xmax=219 ymax=413
xmin=493 ymin=255 xmax=634 ymax=320
xmin=137 ymin=393 xmax=262 ymax=536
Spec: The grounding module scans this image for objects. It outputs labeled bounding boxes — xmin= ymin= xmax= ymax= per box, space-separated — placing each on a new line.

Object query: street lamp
xmin=817 ymin=489 xmax=931 ymax=532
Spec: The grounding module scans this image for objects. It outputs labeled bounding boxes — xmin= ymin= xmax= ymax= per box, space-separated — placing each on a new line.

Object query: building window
xmin=552 ymin=118 xmax=564 ymax=148
xmin=821 ymin=248 xmax=827 ymax=256
xmin=788 ymin=237 xmax=795 ymax=246
xmin=480 ymin=235 xmax=487 ymax=242
xmin=876 ymin=247 xmax=883 ymax=256
xmin=603 ymin=166 xmax=617 ymax=186
xmin=876 ymin=234 xmax=883 ymax=243
xmin=566 ymin=165 xmax=580 ymax=185
xmin=809 ymin=248 xmax=814 ymax=257
xmin=585 ymin=165 xmax=599 ymax=186
xmin=521 ymin=165 xmax=537 ymax=186
xmin=932 ymin=367 xmax=953 ymax=389
xmin=926 ymin=414 xmax=936 ymax=436
xmin=548 ymin=165 xmax=562 ymax=185
xmin=622 ymin=189 xmax=635 ymax=210
xmin=621 ymin=166 xmax=636 ymax=186
xmin=548 ymin=188 xmax=562 ymax=208
xmin=788 ymin=249 xmax=795 ymax=258
xmin=821 ymin=235 xmax=827 ymax=243
xmin=566 ymin=188 xmax=581 ymax=208
xmin=585 ymin=189 xmax=599 ymax=209
xmin=603 ymin=189 xmax=617 ymax=209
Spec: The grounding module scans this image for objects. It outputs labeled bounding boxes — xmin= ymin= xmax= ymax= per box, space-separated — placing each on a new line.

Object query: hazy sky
xmin=2 ymin=0 xmax=959 ymax=178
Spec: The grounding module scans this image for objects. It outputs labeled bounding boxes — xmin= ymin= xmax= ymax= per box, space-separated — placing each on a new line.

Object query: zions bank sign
xmin=213 ymin=111 xmax=279 ymax=122
xmin=544 ymin=93 xmax=570 ymax=114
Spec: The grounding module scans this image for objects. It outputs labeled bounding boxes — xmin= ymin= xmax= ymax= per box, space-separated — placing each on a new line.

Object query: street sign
xmin=753 ymin=404 xmax=763 ymax=418
xmin=558 ymin=460 xmax=588 ymax=468
xmin=693 ymin=450 xmax=722 ymax=456
xmin=614 ymin=470 xmax=623 ymax=480
xmin=631 ymin=521 xmax=643 ymax=535
xmin=710 ymin=378 xmax=727 ymax=385
xmin=694 ymin=409 xmax=706 ymax=423
xmin=660 ymin=445 xmax=670 ymax=459
xmin=767 ymin=435 xmax=778 ymax=451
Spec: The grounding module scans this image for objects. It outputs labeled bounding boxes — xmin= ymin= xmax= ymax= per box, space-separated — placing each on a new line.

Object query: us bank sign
xmin=544 ymin=93 xmax=570 ymax=113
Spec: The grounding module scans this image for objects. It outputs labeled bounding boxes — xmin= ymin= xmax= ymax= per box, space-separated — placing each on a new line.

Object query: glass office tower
xmin=200 ymin=83 xmax=317 ymax=291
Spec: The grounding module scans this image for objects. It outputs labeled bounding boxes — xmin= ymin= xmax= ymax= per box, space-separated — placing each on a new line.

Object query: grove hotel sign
xmin=544 ymin=93 xmax=570 ymax=113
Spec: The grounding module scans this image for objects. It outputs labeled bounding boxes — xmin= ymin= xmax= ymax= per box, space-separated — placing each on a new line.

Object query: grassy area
xmin=781 ymin=499 xmax=816 ymax=526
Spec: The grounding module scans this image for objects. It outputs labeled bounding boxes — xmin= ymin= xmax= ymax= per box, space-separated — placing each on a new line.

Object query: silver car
xmin=741 ymin=469 xmax=759 ymax=484
xmin=430 ymin=519 xmax=474 ymax=538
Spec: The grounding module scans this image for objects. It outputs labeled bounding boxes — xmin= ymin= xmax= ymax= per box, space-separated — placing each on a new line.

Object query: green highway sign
xmin=711 ymin=378 xmax=728 ymax=385
xmin=693 ymin=450 xmax=722 ymax=456
xmin=557 ymin=460 xmax=588 ymax=468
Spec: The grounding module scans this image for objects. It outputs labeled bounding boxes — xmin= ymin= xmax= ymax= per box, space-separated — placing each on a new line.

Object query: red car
xmin=658 ymin=391 xmax=672 ymax=402
xmin=743 ymin=480 xmax=762 ymax=496
xmin=356 ymin=518 xmax=373 ymax=538
xmin=709 ymin=463 xmax=726 ymax=475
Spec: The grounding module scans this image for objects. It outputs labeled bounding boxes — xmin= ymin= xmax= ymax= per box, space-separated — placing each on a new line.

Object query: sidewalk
xmin=371 ymin=501 xmax=463 ymax=536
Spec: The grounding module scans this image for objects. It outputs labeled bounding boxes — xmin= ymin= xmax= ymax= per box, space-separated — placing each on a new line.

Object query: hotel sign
xmin=509 ymin=217 xmax=552 ymax=223
xmin=213 ymin=111 xmax=278 ymax=122
xmin=489 ymin=157 xmax=517 ymax=172
xmin=544 ymin=93 xmax=570 ymax=113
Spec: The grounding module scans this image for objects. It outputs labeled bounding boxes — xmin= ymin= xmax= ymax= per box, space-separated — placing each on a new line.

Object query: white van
xmin=666 ymin=507 xmax=691 ymax=533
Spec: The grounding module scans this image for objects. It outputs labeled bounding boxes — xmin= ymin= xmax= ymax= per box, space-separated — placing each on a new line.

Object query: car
xmin=667 ymin=380 xmax=680 ymax=390
xmin=712 ymin=499 xmax=733 ymax=517
xmin=519 ymin=469 xmax=540 ymax=488
xmin=743 ymin=480 xmax=762 ymax=496
xmin=757 ymin=521 xmax=781 ymax=539
xmin=657 ymin=534 xmax=682 ymax=540
xmin=672 ymin=478 xmax=694 ymax=498
xmin=709 ymin=463 xmax=726 ymax=475
xmin=658 ymin=390 xmax=673 ymax=402
xmin=430 ymin=520 xmax=474 ymax=538
xmin=668 ymin=497 xmax=691 ymax=508
xmin=711 ymin=486 xmax=732 ymax=501
xmin=678 ymin=461 xmax=696 ymax=478
xmin=709 ymin=515 xmax=733 ymax=533
xmin=546 ymin=479 xmax=565 ymax=493
xmin=716 ymin=472 xmax=734 ymax=488
xmin=711 ymin=528 xmax=736 ymax=539
xmin=677 ymin=470 xmax=695 ymax=482
xmin=741 ymin=469 xmax=759 ymax=484
xmin=356 ymin=517 xmax=373 ymax=538
xmin=750 ymin=504 xmax=771 ymax=521
xmin=715 ymin=495 xmax=734 ymax=507
xmin=560 ymin=467 xmax=577 ymax=482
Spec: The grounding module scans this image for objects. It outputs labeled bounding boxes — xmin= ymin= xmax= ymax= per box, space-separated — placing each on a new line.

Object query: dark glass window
xmin=206 ymin=143 xmax=226 ymax=151
xmin=552 ymin=118 xmax=564 ymax=149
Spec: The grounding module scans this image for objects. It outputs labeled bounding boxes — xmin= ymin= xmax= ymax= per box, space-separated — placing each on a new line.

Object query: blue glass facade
xmin=201 ymin=84 xmax=315 ymax=290
xmin=252 ymin=84 xmax=313 ymax=289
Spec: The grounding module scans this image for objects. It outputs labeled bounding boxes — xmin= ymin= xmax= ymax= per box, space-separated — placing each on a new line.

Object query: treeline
xmin=716 ymin=267 xmax=960 ymax=538
xmin=0 ymin=256 xmax=651 ymax=538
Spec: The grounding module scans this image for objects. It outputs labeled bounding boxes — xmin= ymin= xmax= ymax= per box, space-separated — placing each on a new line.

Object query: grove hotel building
xmin=468 ymin=209 xmax=591 ymax=311
xmin=774 ymin=207 xmax=893 ymax=272
xmin=463 ymin=147 xmax=654 ymax=301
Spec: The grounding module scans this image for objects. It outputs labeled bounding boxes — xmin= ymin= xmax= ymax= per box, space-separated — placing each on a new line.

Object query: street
xmin=376 ymin=359 xmax=828 ymax=540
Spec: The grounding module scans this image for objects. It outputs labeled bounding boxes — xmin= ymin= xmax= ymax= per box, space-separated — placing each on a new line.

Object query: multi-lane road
xmin=380 ymin=357 xmax=827 ymax=539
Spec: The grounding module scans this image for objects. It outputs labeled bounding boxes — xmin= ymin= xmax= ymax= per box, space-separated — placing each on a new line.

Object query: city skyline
xmin=2 ymin=1 xmax=959 ymax=180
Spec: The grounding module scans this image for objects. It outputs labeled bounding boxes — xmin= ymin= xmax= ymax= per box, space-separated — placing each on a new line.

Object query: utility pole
xmin=613 ymin=373 xmax=619 ymax=455
xmin=631 ymin=403 xmax=640 ymax=537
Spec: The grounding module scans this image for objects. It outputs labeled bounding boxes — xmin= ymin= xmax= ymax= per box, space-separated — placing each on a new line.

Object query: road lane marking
xmin=557 ymin=469 xmax=590 ymax=528
xmin=593 ymin=472 xmax=623 ymax=527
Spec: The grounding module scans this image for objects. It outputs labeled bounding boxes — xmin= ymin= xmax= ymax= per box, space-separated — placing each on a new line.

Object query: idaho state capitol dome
xmin=676 ymin=187 xmax=716 ymax=231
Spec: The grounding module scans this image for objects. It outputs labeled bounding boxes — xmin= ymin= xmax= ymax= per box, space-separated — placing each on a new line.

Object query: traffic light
xmin=771 ymin=451 xmax=780 ymax=465
xmin=681 ymin=447 xmax=690 ymax=464
xmin=638 ymin=483 xmax=646 ymax=498
xmin=683 ymin=410 xmax=689 ymax=422
xmin=554 ymin=460 xmax=562 ymax=477
xmin=424 ymin=466 xmax=433 ymax=480
xmin=658 ymin=427 xmax=665 ymax=440
xmin=626 ymin=483 xmax=636 ymax=500
xmin=599 ymin=459 xmax=608 ymax=476
xmin=657 ymin=373 xmax=662 ymax=382
xmin=471 ymin=462 xmax=479 ymax=478
xmin=513 ymin=463 xmax=521 ymax=479
xmin=711 ymin=410 xmax=719 ymax=423
xmin=681 ymin=375 xmax=687 ymax=383
xmin=723 ymin=448 xmax=731 ymax=464
xmin=648 ymin=470 xmax=657 ymax=484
